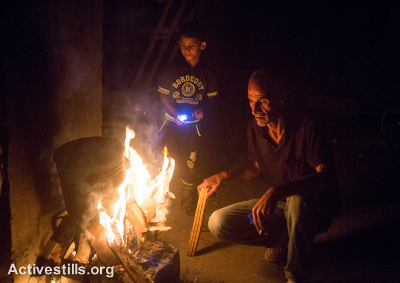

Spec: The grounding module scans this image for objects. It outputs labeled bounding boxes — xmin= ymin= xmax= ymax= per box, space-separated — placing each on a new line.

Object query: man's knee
xmin=285 ymin=195 xmax=304 ymax=220
xmin=208 ymin=209 xmax=226 ymax=239
xmin=285 ymin=195 xmax=332 ymax=234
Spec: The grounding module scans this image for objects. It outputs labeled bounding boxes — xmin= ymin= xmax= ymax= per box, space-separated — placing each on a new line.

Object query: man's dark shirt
xmin=247 ymin=110 xmax=340 ymax=216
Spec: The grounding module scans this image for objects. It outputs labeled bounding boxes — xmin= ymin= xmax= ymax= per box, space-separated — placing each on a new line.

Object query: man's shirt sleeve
xmin=305 ymin=115 xmax=334 ymax=169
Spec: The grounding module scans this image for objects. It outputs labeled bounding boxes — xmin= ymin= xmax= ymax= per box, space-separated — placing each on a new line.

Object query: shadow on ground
xmin=313 ymin=220 xmax=400 ymax=282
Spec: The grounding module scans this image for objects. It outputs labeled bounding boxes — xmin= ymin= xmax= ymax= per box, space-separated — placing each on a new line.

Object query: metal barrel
xmin=54 ymin=137 xmax=126 ymax=226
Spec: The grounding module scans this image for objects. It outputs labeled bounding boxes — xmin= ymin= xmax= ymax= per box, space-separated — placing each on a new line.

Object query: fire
xmin=99 ymin=126 xmax=175 ymax=245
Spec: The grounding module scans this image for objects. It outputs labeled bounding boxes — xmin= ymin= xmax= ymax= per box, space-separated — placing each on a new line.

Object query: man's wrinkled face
xmin=248 ymin=79 xmax=282 ymax=127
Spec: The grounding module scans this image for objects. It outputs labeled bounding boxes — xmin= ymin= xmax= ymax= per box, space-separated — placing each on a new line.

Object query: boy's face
xmin=179 ymin=36 xmax=206 ymax=67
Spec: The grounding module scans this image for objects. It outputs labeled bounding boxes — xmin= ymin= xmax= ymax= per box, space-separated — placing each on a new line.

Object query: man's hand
xmin=194 ymin=109 xmax=204 ymax=120
xmin=252 ymin=187 xmax=279 ymax=235
xmin=197 ymin=171 xmax=228 ymax=199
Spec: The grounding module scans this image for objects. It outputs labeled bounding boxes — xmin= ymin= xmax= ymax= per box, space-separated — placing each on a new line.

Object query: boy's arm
xmin=160 ymin=93 xmax=177 ymax=117
xmin=205 ymin=96 xmax=216 ymax=114
xmin=196 ymin=68 xmax=218 ymax=119
xmin=194 ymin=95 xmax=216 ymax=120
xmin=160 ymin=93 xmax=183 ymax=126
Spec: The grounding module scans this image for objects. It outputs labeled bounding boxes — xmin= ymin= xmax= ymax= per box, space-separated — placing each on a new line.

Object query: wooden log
xmin=75 ymin=233 xmax=91 ymax=264
xmin=140 ymin=197 xmax=158 ymax=222
xmin=126 ymin=202 xmax=150 ymax=242
xmin=36 ymin=214 xmax=76 ymax=266
xmin=87 ymin=217 xmax=120 ymax=266
xmin=187 ymin=186 xmax=210 ymax=256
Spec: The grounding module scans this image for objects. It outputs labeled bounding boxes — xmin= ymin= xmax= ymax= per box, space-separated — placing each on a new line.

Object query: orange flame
xmin=99 ymin=127 xmax=175 ymax=244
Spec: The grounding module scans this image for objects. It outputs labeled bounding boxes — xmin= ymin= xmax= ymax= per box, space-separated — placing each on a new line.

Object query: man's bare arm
xmin=197 ymin=162 xmax=261 ymax=198
xmin=271 ymin=163 xmax=336 ymax=200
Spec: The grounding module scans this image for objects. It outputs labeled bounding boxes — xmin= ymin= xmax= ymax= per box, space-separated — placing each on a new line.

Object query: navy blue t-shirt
xmin=158 ymin=58 xmax=218 ymax=122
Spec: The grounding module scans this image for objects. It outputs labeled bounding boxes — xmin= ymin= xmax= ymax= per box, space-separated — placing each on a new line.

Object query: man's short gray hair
xmin=249 ymin=68 xmax=287 ymax=103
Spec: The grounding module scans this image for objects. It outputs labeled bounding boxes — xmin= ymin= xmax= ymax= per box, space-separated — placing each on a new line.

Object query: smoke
xmin=154 ymin=191 xmax=175 ymax=224
xmin=127 ymin=90 xmax=166 ymax=176
xmin=79 ymin=177 xmax=121 ymax=233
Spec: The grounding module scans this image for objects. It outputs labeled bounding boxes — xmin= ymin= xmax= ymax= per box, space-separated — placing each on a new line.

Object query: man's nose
xmin=251 ymin=102 xmax=261 ymax=113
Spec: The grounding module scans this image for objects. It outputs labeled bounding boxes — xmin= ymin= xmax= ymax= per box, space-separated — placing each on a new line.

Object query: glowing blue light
xmin=248 ymin=214 xmax=253 ymax=224
xmin=178 ymin=114 xmax=188 ymax=121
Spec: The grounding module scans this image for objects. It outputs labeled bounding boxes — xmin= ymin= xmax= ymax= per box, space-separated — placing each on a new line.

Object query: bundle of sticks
xmin=187 ymin=186 xmax=211 ymax=256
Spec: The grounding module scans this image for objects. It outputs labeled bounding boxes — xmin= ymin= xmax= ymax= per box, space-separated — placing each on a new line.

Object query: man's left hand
xmin=252 ymin=187 xmax=279 ymax=235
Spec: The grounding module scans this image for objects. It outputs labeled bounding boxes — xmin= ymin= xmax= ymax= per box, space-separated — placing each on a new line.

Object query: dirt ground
xmin=160 ymin=177 xmax=289 ymax=283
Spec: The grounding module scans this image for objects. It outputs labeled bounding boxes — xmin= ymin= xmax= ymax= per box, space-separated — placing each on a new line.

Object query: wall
xmin=3 ymin=1 xmax=103 ymax=282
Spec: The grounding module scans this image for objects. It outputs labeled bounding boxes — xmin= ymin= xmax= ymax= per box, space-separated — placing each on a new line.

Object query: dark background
xmin=2 ymin=0 xmax=399 ymax=153
xmin=1 ymin=1 xmax=399 ymax=282
xmin=100 ymin=0 xmax=399 ymax=158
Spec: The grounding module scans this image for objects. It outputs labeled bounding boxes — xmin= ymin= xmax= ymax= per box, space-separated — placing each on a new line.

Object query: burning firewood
xmin=140 ymin=197 xmax=158 ymax=222
xmin=75 ymin=233 xmax=91 ymax=264
xmin=187 ymin=186 xmax=211 ymax=256
xmin=87 ymin=218 xmax=120 ymax=266
xmin=126 ymin=201 xmax=150 ymax=242
xmin=36 ymin=214 xmax=76 ymax=267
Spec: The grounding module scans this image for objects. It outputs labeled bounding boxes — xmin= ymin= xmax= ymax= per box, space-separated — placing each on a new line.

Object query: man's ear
xmin=200 ymin=42 xmax=207 ymax=50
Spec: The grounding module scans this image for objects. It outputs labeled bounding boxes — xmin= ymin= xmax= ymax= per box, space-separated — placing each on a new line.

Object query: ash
xmin=128 ymin=240 xmax=179 ymax=282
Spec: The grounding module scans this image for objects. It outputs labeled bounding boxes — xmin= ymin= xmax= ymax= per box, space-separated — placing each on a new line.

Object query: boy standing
xmin=158 ymin=22 xmax=218 ymax=215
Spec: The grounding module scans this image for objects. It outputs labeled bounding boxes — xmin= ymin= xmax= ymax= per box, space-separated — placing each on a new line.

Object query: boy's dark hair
xmin=178 ymin=21 xmax=205 ymax=42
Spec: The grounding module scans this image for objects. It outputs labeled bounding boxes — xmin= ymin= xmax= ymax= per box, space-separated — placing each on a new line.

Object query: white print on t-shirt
xmin=182 ymin=82 xmax=195 ymax=97
xmin=172 ymin=75 xmax=205 ymax=90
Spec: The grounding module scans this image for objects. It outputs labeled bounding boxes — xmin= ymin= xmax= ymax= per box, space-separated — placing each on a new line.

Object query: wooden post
xmin=187 ymin=186 xmax=210 ymax=256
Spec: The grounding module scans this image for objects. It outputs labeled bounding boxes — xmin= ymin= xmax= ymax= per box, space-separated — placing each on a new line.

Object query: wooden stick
xmin=187 ymin=186 xmax=210 ymax=256
xmin=188 ymin=194 xmax=202 ymax=255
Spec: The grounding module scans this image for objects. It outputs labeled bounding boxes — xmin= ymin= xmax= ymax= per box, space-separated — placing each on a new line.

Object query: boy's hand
xmin=174 ymin=115 xmax=184 ymax=126
xmin=194 ymin=109 xmax=203 ymax=120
